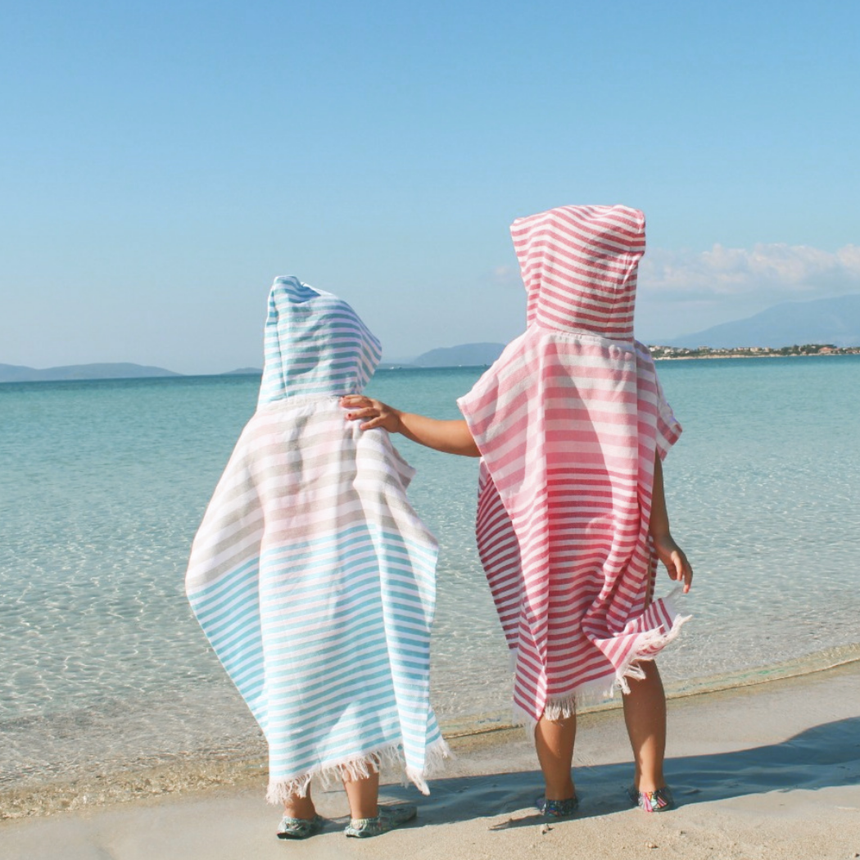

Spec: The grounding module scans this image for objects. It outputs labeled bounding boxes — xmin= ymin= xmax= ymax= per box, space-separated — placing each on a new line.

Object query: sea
xmin=2 ymin=357 xmax=860 ymax=806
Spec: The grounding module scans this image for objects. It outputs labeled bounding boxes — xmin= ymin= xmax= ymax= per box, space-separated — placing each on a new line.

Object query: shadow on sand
xmin=373 ymin=716 xmax=860 ymax=830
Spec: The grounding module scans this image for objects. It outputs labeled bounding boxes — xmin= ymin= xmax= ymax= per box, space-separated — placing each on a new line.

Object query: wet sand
xmin=3 ymin=661 xmax=859 ymax=860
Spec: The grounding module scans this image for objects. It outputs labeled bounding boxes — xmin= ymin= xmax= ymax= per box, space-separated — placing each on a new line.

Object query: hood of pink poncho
xmin=512 ymin=204 xmax=646 ymax=342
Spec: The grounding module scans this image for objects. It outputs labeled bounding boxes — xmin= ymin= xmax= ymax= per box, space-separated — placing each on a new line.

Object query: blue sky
xmin=2 ymin=0 xmax=858 ymax=373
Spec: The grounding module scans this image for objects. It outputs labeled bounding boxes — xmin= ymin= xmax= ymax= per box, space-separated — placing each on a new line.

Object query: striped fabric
xmin=258 ymin=276 xmax=382 ymax=404
xmin=187 ymin=278 xmax=448 ymax=802
xmin=457 ymin=205 xmax=688 ymax=727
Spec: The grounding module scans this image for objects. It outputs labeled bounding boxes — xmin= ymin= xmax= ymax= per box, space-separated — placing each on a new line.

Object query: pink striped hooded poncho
xmin=457 ymin=205 xmax=688 ymax=727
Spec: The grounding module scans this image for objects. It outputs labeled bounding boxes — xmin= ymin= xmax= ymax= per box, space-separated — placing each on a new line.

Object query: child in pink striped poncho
xmin=344 ymin=204 xmax=693 ymax=816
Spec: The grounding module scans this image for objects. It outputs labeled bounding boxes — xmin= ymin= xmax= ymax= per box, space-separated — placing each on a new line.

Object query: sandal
xmin=344 ymin=803 xmax=417 ymax=838
xmin=628 ymin=785 xmax=675 ymax=813
xmin=536 ymin=795 xmax=579 ymax=818
xmin=276 ymin=813 xmax=325 ymax=839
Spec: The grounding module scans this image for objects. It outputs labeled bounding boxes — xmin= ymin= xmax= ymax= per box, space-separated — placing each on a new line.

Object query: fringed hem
xmin=512 ymin=675 xmax=620 ymax=739
xmin=405 ymin=738 xmax=453 ymax=794
xmin=614 ymin=590 xmax=691 ymax=695
xmin=264 ymin=737 xmax=453 ymax=805
xmin=544 ymin=674 xmax=619 ymax=718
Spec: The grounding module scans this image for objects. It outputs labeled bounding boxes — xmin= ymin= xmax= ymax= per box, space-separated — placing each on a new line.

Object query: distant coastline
xmin=650 ymin=343 xmax=860 ymax=360
xmin=0 ymin=343 xmax=860 ymax=384
xmin=3 ymin=343 xmax=860 ymax=384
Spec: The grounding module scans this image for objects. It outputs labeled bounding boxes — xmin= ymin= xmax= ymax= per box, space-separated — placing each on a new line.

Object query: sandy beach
xmin=3 ymin=661 xmax=859 ymax=860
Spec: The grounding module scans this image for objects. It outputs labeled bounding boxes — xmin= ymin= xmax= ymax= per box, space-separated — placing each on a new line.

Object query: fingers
xmin=341 ymin=396 xmax=388 ymax=431
xmin=344 ymin=406 xmax=379 ymax=421
xmin=671 ymin=551 xmax=693 ymax=594
xmin=341 ymin=396 xmax=383 ymax=422
xmin=662 ymin=550 xmax=692 ymax=594
xmin=683 ymin=560 xmax=693 ymax=593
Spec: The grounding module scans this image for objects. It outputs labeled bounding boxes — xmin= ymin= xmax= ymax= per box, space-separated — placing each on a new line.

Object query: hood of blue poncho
xmin=257 ymin=276 xmax=382 ymax=405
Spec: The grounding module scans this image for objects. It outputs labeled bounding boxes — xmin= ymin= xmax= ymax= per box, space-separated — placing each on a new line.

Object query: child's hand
xmin=653 ymin=533 xmax=693 ymax=594
xmin=341 ymin=395 xmax=403 ymax=433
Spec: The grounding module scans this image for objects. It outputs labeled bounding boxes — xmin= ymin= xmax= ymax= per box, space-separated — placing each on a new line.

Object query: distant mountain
xmin=0 ymin=362 xmax=181 ymax=383
xmin=412 ymin=342 xmax=506 ymax=367
xmin=663 ymin=294 xmax=860 ymax=349
xmin=224 ymin=367 xmax=262 ymax=375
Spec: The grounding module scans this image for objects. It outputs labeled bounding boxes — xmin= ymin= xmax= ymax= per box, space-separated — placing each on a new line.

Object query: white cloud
xmin=490 ymin=243 xmax=860 ymax=341
xmin=491 ymin=264 xmax=521 ymax=287
xmin=640 ymin=243 xmax=860 ymax=301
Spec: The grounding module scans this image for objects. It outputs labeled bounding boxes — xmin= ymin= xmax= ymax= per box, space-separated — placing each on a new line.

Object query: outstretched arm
xmin=342 ymin=395 xmax=481 ymax=457
xmin=650 ymin=452 xmax=693 ymax=593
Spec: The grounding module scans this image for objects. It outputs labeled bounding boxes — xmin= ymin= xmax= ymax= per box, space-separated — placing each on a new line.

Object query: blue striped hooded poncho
xmin=186 ymin=276 xmax=449 ymax=802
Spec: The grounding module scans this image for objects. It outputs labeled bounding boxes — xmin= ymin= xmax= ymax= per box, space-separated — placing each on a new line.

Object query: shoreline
xmin=5 ymin=645 xmax=860 ymax=823
xmin=3 ymin=660 xmax=859 ymax=859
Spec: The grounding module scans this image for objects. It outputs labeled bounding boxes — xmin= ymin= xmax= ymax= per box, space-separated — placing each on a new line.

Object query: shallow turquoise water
xmin=2 ymin=357 xmax=859 ymax=786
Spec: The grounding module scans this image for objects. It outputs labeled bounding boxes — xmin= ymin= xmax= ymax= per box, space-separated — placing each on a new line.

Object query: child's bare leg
xmin=622 ymin=660 xmax=667 ymax=792
xmin=534 ymin=713 xmax=577 ymax=799
xmin=343 ymin=770 xmax=380 ymax=820
xmin=283 ymin=786 xmax=316 ymax=819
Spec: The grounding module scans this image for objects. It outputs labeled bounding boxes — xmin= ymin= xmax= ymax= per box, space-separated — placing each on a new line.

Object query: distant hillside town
xmin=649 ymin=343 xmax=860 ymax=360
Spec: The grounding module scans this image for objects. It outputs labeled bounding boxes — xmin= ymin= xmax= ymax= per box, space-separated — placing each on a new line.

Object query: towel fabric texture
xmin=457 ymin=205 xmax=688 ymax=727
xmin=186 ymin=277 xmax=448 ymax=802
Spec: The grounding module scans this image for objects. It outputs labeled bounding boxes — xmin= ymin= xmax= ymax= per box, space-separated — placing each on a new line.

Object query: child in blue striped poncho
xmin=186 ymin=277 xmax=449 ymax=840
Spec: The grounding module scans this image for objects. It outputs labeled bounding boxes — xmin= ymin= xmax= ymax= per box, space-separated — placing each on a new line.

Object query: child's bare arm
xmin=650 ymin=452 xmax=693 ymax=593
xmin=341 ymin=395 xmax=481 ymax=457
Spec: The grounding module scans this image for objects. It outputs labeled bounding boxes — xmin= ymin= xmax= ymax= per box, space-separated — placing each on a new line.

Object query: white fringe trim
xmin=613 ymin=588 xmax=691 ymax=694
xmin=264 ymin=737 xmax=452 ymax=805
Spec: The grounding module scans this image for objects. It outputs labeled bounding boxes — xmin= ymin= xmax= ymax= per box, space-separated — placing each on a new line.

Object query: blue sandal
xmin=277 ymin=813 xmax=325 ymax=839
xmin=344 ymin=803 xmax=417 ymax=838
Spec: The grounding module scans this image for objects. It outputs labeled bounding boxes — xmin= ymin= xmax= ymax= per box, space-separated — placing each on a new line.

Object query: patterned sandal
xmin=344 ymin=803 xmax=417 ymax=838
xmin=277 ymin=813 xmax=325 ymax=839
xmin=628 ymin=785 xmax=675 ymax=813
xmin=536 ymin=795 xmax=580 ymax=818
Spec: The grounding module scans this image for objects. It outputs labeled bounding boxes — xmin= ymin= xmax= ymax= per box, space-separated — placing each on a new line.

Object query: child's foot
xmin=277 ymin=813 xmax=325 ymax=839
xmin=344 ymin=803 xmax=417 ymax=838
xmin=536 ymin=795 xmax=579 ymax=818
xmin=628 ymin=785 xmax=675 ymax=813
